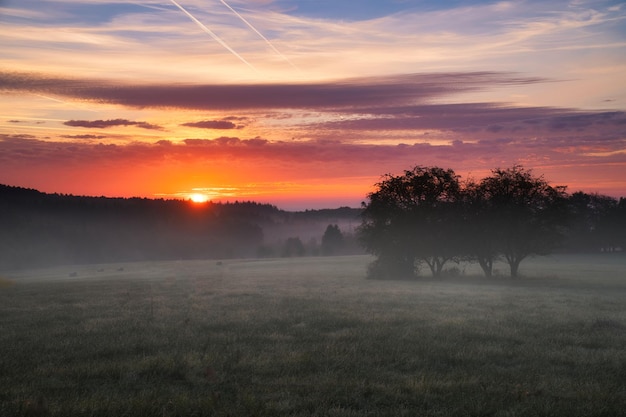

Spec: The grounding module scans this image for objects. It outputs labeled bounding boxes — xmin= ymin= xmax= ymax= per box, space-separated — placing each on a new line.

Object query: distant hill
xmin=0 ymin=184 xmax=364 ymax=270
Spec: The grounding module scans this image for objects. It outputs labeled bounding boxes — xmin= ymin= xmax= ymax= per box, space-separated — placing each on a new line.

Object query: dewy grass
xmin=1 ymin=255 xmax=625 ymax=416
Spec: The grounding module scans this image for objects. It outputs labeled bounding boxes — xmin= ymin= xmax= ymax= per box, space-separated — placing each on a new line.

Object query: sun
xmin=189 ymin=193 xmax=209 ymax=203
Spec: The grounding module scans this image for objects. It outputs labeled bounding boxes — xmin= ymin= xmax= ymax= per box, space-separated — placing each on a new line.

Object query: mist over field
xmin=0 ymin=185 xmax=363 ymax=271
xmin=2 ymin=255 xmax=626 ymax=416
xmin=2 ymin=178 xmax=624 ymax=274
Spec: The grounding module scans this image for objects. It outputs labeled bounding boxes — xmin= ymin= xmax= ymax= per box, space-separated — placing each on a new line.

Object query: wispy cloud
xmin=61 ymin=134 xmax=108 ymax=140
xmin=181 ymin=119 xmax=242 ymax=129
xmin=1 ymin=0 xmax=623 ymax=99
xmin=63 ymin=119 xmax=163 ymax=130
xmin=2 ymin=130 xmax=624 ymax=175
xmin=2 ymin=69 xmax=624 ymax=152
xmin=0 ymin=70 xmax=547 ymax=110
xmin=310 ymin=104 xmax=626 ymax=136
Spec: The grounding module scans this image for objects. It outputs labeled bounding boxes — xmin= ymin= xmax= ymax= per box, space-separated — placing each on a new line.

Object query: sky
xmin=1 ymin=0 xmax=625 ymax=210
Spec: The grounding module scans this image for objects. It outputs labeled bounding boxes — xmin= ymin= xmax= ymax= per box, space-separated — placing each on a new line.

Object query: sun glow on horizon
xmin=189 ymin=193 xmax=210 ymax=203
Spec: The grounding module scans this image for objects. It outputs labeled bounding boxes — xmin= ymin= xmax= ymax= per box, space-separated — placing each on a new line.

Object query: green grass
xmin=1 ymin=254 xmax=625 ymax=416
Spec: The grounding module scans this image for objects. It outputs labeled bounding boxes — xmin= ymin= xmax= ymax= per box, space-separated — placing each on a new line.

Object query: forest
xmin=0 ymin=184 xmax=362 ymax=270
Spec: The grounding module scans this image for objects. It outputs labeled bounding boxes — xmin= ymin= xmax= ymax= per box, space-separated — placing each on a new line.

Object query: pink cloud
xmin=181 ymin=120 xmax=242 ymax=129
xmin=0 ymin=70 xmax=546 ymax=110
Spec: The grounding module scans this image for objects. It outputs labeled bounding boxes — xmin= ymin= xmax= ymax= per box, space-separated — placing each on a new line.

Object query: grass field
xmin=1 ymin=254 xmax=625 ymax=416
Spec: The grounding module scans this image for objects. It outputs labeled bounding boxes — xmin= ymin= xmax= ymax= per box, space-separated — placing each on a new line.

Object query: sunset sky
xmin=1 ymin=0 xmax=625 ymax=209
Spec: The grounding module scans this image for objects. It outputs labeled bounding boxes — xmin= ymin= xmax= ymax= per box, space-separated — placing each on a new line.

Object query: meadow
xmin=1 ymin=254 xmax=625 ymax=416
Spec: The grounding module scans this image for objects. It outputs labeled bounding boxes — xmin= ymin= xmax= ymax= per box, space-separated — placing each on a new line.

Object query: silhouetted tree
xmin=359 ymin=166 xmax=462 ymax=278
xmin=565 ymin=192 xmax=621 ymax=252
xmin=321 ymin=224 xmax=344 ymax=255
xmin=616 ymin=198 xmax=626 ymax=250
xmin=478 ymin=166 xmax=568 ymax=278
xmin=461 ymin=181 xmax=500 ymax=277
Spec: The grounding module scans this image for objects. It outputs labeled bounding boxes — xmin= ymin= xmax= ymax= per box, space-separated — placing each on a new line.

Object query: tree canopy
xmin=359 ymin=165 xmax=573 ymax=279
xmin=359 ymin=166 xmax=463 ymax=279
xmin=473 ymin=166 xmax=569 ymax=277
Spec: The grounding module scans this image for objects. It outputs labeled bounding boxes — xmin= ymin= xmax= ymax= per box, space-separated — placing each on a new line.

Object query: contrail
xmin=32 ymin=93 xmax=99 ymax=113
xmin=219 ymin=0 xmax=299 ymax=70
xmin=170 ymin=0 xmax=257 ymax=72
xmin=33 ymin=93 xmax=71 ymax=105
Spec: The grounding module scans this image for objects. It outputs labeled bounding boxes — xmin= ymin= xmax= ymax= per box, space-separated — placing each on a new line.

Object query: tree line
xmin=1 ymin=171 xmax=623 ymax=273
xmin=358 ymin=165 xmax=626 ymax=279
xmin=0 ymin=185 xmax=362 ymax=270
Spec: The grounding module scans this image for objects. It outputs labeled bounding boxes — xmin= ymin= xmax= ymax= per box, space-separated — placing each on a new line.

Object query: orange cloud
xmin=1 ymin=133 xmax=625 ymax=209
xmin=181 ymin=120 xmax=242 ymax=129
